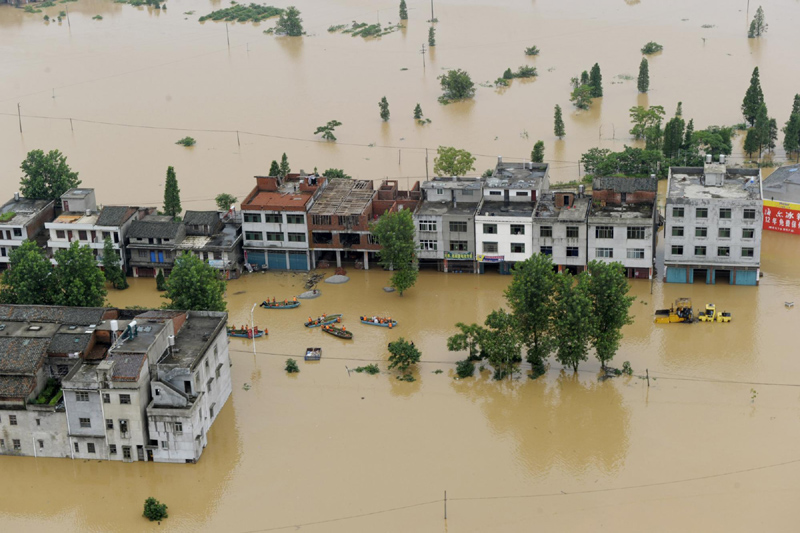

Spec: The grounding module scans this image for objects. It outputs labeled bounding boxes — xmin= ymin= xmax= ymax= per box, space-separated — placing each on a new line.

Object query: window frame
xmin=671 ymin=226 xmax=684 ymax=237
xmin=566 ymin=226 xmax=579 ymax=239
xmin=694 ymin=246 xmax=707 ymax=256
xmin=119 ymin=394 xmax=131 ymax=405
xmin=510 ymin=243 xmax=525 ymax=254
xmin=596 ymin=248 xmax=614 ymax=258
xmin=482 ymin=242 xmax=498 ymax=253
xmin=672 ymin=207 xmax=685 ymax=218
xmin=595 ymin=226 xmax=614 ymax=239
xmin=449 ymin=221 xmax=468 ymax=233
xmin=539 ymin=226 xmax=553 ymax=238
xmin=671 ymin=245 xmax=684 ymax=256
xmin=696 ymin=207 xmax=708 ymax=218
xmin=482 ymin=224 xmax=497 ymax=235
xmin=627 ymin=226 xmax=646 ymax=240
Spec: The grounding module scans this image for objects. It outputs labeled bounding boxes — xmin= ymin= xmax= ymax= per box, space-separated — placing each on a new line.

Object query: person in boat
xmin=373 ymin=317 xmax=379 ymax=324
xmin=342 ymin=325 xmax=346 ymax=331
xmin=293 ymin=296 xmax=297 ymax=303
xmin=308 ymin=317 xmax=313 ymax=324
xmin=262 ymin=301 xmax=267 ymax=307
xmin=272 ymin=297 xmax=276 ymax=305
xmin=284 ymin=299 xmax=288 ymax=306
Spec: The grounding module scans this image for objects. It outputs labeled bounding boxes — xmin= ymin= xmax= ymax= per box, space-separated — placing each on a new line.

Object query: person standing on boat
xmin=293 ymin=296 xmax=297 ymax=303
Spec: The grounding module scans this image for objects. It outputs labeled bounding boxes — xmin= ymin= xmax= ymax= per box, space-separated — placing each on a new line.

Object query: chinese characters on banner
xmin=763 ymin=201 xmax=800 ymax=235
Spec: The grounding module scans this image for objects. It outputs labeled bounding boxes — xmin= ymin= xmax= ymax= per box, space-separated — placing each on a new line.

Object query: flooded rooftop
xmin=534 ymin=196 xmax=591 ymax=221
xmin=669 ymin=167 xmax=762 ymax=201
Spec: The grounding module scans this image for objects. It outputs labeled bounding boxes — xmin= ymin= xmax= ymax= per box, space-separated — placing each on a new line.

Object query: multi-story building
xmin=761 ymin=163 xmax=800 ymax=235
xmin=415 ymin=178 xmax=483 ymax=273
xmin=587 ymin=177 xmax=659 ymax=279
xmin=127 ymin=215 xmax=186 ymax=278
xmin=532 ymin=190 xmax=591 ymax=274
xmin=177 ymin=211 xmax=243 ymax=279
xmin=240 ymin=174 xmax=326 ymax=271
xmin=475 ymin=159 xmax=549 ymax=274
xmin=664 ymin=159 xmax=763 ymax=285
xmin=0 ymin=194 xmax=54 ymax=269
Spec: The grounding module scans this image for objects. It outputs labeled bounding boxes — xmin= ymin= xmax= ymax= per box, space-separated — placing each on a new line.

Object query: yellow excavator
xmin=697 ymin=304 xmax=732 ymax=323
xmin=654 ymin=298 xmax=694 ymax=323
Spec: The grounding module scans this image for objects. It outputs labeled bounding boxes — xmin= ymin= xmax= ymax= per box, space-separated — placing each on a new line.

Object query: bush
xmin=155 ymin=270 xmax=167 ymax=291
xmin=285 ymin=358 xmax=299 ymax=373
xmin=354 ymin=364 xmax=379 ymax=375
xmin=622 ymin=361 xmax=633 ymax=376
xmin=0 ymin=212 xmax=16 ymax=223
xmin=641 ymin=41 xmax=663 ymax=55
xmin=175 ymin=136 xmax=196 ymax=147
xmin=143 ymin=497 xmax=168 ymax=521
xmin=524 ymin=45 xmax=539 ymax=56
xmin=529 ymin=358 xmax=546 ymax=380
xmin=438 ymin=69 xmax=475 ymax=104
xmin=199 ymin=4 xmax=282 ymax=23
xmin=455 ymin=359 xmax=475 ymax=379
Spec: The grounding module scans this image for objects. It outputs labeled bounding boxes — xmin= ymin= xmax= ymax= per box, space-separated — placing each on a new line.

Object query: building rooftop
xmin=108 ymin=353 xmax=147 ymax=382
xmin=421 ymin=177 xmax=483 ymax=191
xmin=0 ymin=305 xmax=107 ymax=326
xmin=177 ymin=224 xmax=240 ymax=252
xmin=51 ymin=212 xmax=99 ymax=225
xmin=112 ymin=320 xmax=167 ymax=354
xmin=489 ymin=161 xmax=549 ymax=189
xmin=762 ymin=164 xmax=800 ymax=204
xmin=61 ymin=188 xmax=94 ymax=199
xmin=668 ymin=166 xmax=762 ymax=201
xmin=0 ymin=375 xmax=35 ymax=398
xmin=534 ymin=195 xmax=591 ymax=221
xmin=416 ymin=200 xmax=481 ymax=217
xmin=96 ymin=206 xmax=138 ymax=227
xmin=128 ymin=215 xmax=183 ymax=239
xmin=241 ymin=175 xmax=323 ymax=212
xmin=48 ymin=332 xmax=92 ymax=356
xmin=308 ymin=179 xmax=375 ymax=216
xmin=183 ymin=211 xmax=221 ymax=227
xmin=0 ymin=197 xmax=53 ymax=228
xmin=478 ymin=201 xmax=535 ymax=218
xmin=589 ymin=202 xmax=654 ymax=220
xmin=593 ymin=176 xmax=658 ymax=193
xmin=0 ymin=337 xmax=50 ymax=374
xmin=158 ymin=314 xmax=225 ymax=369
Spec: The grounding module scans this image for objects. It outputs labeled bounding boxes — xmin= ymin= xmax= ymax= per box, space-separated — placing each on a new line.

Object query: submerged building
xmin=761 ymin=164 xmax=800 ymax=235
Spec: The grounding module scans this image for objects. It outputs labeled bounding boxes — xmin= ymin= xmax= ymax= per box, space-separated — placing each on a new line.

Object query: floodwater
xmin=3 ymin=0 xmax=800 ymax=531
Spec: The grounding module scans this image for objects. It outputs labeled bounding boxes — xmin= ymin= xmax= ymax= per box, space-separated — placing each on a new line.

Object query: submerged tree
xmin=388 ymin=337 xmax=421 ymax=380
xmin=322 ymin=168 xmax=352 ymax=180
xmin=428 ymin=26 xmax=436 ymax=47
xmin=215 ymin=193 xmax=237 ymax=212
xmin=531 ymin=140 xmax=545 ymax=163
xmin=554 ymin=104 xmax=565 ymax=138
xmin=102 ymin=237 xmax=128 ymax=290
xmin=748 ymin=6 xmax=767 ymax=38
xmin=164 ymin=252 xmax=226 ymax=311
xmin=275 ymin=6 xmax=303 ymax=36
xmin=314 ymin=120 xmax=342 ymax=142
xmin=413 ymin=103 xmax=423 ymax=119
xmin=637 ymin=57 xmax=649 ymax=93
xmin=162 ymin=166 xmax=182 ymax=219
xmin=754 ymin=102 xmax=770 ymax=155
xmin=433 ymin=146 xmax=475 ymax=176
xmin=570 ymin=84 xmax=593 ymax=110
xmin=269 ymin=160 xmax=281 ymax=177
xmin=53 ymin=241 xmax=107 ymax=308
xmin=279 ymin=153 xmax=291 ymax=177
xmin=743 ymin=128 xmax=759 ymax=158
xmin=585 ymin=261 xmax=634 ymax=369
xmin=370 ymin=209 xmax=418 ymax=296
xmin=19 ymin=149 xmax=81 ymax=206
xmin=783 ymin=112 xmax=800 ymax=157
xmin=379 ymin=96 xmax=390 ymax=121
xmin=438 ymin=69 xmax=475 ymax=103
xmin=741 ymin=67 xmax=765 ymax=126
xmin=447 ymin=322 xmax=484 ymax=361
xmin=552 ymin=273 xmax=593 ymax=372
xmin=481 ymin=309 xmax=523 ymax=381
xmin=399 ymin=0 xmax=407 ymax=20
xmin=589 ymin=63 xmax=603 ymax=97
xmin=0 ymin=240 xmax=55 ymax=305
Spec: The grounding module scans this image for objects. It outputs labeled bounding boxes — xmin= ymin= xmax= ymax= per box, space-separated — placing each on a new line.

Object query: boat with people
xmin=260 ymin=298 xmax=300 ymax=309
xmin=227 ymin=325 xmax=267 ymax=338
xmin=360 ymin=316 xmax=397 ymax=328
xmin=304 ymin=314 xmax=343 ymax=328
xmin=321 ymin=324 xmax=353 ymax=339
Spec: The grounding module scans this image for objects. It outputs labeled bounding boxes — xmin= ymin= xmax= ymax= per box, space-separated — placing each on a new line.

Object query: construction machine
xmin=697 ymin=304 xmax=732 ymax=323
xmin=654 ymin=298 xmax=694 ymax=323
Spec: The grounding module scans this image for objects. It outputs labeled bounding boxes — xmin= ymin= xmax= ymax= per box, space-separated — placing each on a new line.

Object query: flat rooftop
xmin=422 ymin=177 xmax=482 ymax=191
xmin=0 ymin=197 xmax=52 ymax=228
xmin=762 ymin=164 xmax=800 ymax=204
xmin=416 ymin=200 xmax=480 ymax=217
xmin=112 ymin=320 xmax=167 ymax=354
xmin=478 ymin=201 xmax=535 ymax=218
xmin=534 ymin=196 xmax=591 ymax=222
xmin=159 ymin=315 xmax=225 ymax=368
xmin=51 ymin=212 xmax=99 ymax=225
xmin=589 ymin=202 xmax=654 ymax=220
xmin=489 ymin=161 xmax=548 ymax=188
xmin=308 ymin=179 xmax=375 ymax=216
xmin=177 ymin=224 xmax=240 ymax=251
xmin=244 ymin=190 xmax=314 ymax=211
xmin=669 ymin=166 xmax=762 ymax=201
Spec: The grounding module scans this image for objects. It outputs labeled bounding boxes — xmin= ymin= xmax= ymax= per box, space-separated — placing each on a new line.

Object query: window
xmin=243 ymin=213 xmax=261 ymax=223
xmin=483 ymin=242 xmax=498 ymax=253
xmin=244 ymin=231 xmax=263 ymax=241
xmin=743 ymin=209 xmax=756 ymax=220
xmin=539 ymin=226 xmax=552 ymax=238
xmin=695 ymin=227 xmax=707 ymax=238
xmin=210 ymin=405 xmax=215 ymax=419
xmin=109 ymin=445 xmax=117 ymax=455
xmin=696 ymin=208 xmax=708 ymax=218
xmin=161 ymin=441 xmax=169 ymax=450
xmin=743 ymin=228 xmax=755 ymax=239
xmin=566 ymin=247 xmax=580 ymax=257
xmin=566 ymin=227 xmax=579 ymax=238
xmin=286 ymin=214 xmax=305 ymax=225
xmin=174 ymin=422 xmax=183 ymax=435
xmin=137 ymin=249 xmax=148 ymax=258
xmin=287 ymin=233 xmax=306 ymax=242
xmin=510 ymin=225 xmax=525 ymax=236
xmin=262 ymin=214 xmax=280 ymax=224
xmin=672 ymin=207 xmax=684 ymax=218
xmin=13 ymin=439 xmax=21 ymax=451
xmin=9 ymin=415 xmax=17 ymax=426
xmin=106 ymin=419 xmax=114 ymax=430
xmin=216 ymin=364 xmax=222 ymax=379
xmin=87 ymin=443 xmax=96 ymax=454
xmin=742 ymin=247 xmax=754 ymax=258
xmin=718 ymin=228 xmax=731 ymax=238
xmin=207 ymin=378 xmax=214 ymax=393
xmin=627 ymin=249 xmax=645 ymax=259
xmin=205 ymin=358 xmax=210 ymax=370
xmin=717 ymin=247 xmax=730 ymax=257
xmin=36 ymin=418 xmax=41 ymax=426
xmin=78 ymin=230 xmax=87 ymax=241
xmin=0 ymin=439 xmax=4 ymax=448
xmin=102 ymin=393 xmax=110 ymax=404
xmin=462 ymin=189 xmax=474 ymax=196
xmin=671 ymin=226 xmax=684 ymax=237
xmin=419 ymin=240 xmax=438 ymax=251
xmin=449 ymin=221 xmax=468 ymax=233
xmin=123 ymin=446 xmax=131 ymax=460
xmin=436 ymin=189 xmax=444 ymax=195
xmin=595 ymin=226 xmax=614 ymax=239
xmin=74 ymin=442 xmax=79 ymax=453
xmin=266 ymin=232 xmax=283 ymax=242
xmin=79 ymin=418 xmax=91 ymax=428
xmin=483 ymin=224 xmax=497 ymax=234
xmin=56 ymin=230 xmax=66 ymax=239
xmin=38 ymin=440 xmax=44 ymax=450
xmin=511 ymin=243 xmax=525 ymax=254
xmin=596 ymin=248 xmax=613 ymax=258
xmin=119 ymin=394 xmax=131 ymax=405
xmin=119 ymin=420 xmax=129 ymax=435
xmin=695 ymin=246 xmax=707 ymax=256
xmin=489 ymin=191 xmax=501 ymax=196
xmin=76 ymin=391 xmax=89 ymax=402
xmin=627 ymin=227 xmax=646 ymax=239
xmin=311 ymin=215 xmax=331 ymax=226
xmin=419 ymin=220 xmax=437 ymax=232
xmin=720 ymin=208 xmax=732 ymax=219
xmin=671 ymin=245 xmax=684 ymax=255
xmin=449 ymin=241 xmax=468 ymax=251
xmin=540 ymin=246 xmax=552 ymax=256
xmin=516 ymin=191 xmax=529 ymax=197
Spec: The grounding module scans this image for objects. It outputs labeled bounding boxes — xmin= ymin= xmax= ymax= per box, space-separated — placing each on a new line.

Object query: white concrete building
xmin=0 ymin=195 xmax=54 ymax=269
xmin=532 ymin=190 xmax=591 ymax=274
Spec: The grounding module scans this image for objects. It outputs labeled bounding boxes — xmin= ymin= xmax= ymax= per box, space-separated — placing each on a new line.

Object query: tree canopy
xmin=322 ymin=168 xmax=351 ymax=180
xmin=438 ymin=69 xmax=475 ymax=103
xmin=388 ymin=337 xmax=421 ymax=380
xmin=102 ymin=237 xmax=128 ymax=290
xmin=741 ymin=67 xmax=764 ymax=126
xmin=504 ymin=254 xmax=556 ymax=366
xmin=554 ymin=104 xmax=565 ymax=139
xmin=53 ymin=241 xmax=107 ymax=308
xmin=164 ymin=252 xmax=227 ymax=311
xmin=637 ymin=58 xmax=649 ymax=93
xmin=588 ymin=63 xmax=603 ymax=97
xmin=314 ymin=120 xmax=342 ymax=141
xmin=552 ymin=273 xmax=593 ymax=372
xmin=279 ymin=153 xmax=291 ymax=177
xmin=275 ymin=6 xmax=303 ymax=36
xmin=215 ymin=193 xmax=237 ymax=212
xmin=371 ymin=209 xmax=418 ymax=296
xmin=433 ymin=146 xmax=475 ymax=176
xmin=748 ymin=6 xmax=767 ymax=38
xmin=0 ymin=240 xmax=56 ymax=305
xmin=19 ymin=149 xmax=81 ymax=205
xmin=163 ymin=166 xmax=182 ymax=219
xmin=586 ymin=261 xmax=634 ymax=368
xmin=399 ymin=0 xmax=407 ymax=20
xmin=379 ymin=96 xmax=390 ymax=121
xmin=531 ymin=141 xmax=545 ymax=163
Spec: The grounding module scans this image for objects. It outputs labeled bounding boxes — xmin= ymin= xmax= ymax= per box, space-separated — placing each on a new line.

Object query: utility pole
xmin=444 ymin=490 xmax=447 ymax=520
xmin=420 ymin=43 xmax=426 ymax=69
xmin=17 ymin=103 xmax=22 ymax=133
xmin=425 ymin=148 xmax=429 ymax=180
xmin=431 ymin=0 xmax=435 ymax=21
xmin=65 ymin=5 xmax=71 ymax=28
xmin=70 ymin=118 xmax=74 ymax=133
xmin=226 ymin=23 xmax=230 ymax=49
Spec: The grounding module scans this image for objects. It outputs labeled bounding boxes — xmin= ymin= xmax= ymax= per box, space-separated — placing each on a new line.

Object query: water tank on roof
xmin=110 ymin=320 xmax=118 ymax=332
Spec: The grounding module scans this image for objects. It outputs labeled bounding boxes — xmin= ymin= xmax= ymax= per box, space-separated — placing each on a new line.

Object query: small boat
xmin=260 ymin=300 xmax=300 ymax=309
xmin=786 ymin=302 xmax=795 ymax=308
xmin=304 ymin=314 xmax=343 ymax=328
xmin=321 ymin=324 xmax=353 ymax=340
xmin=227 ymin=325 xmax=267 ymax=338
xmin=305 ymin=347 xmax=322 ymax=361
xmin=360 ymin=316 xmax=397 ymax=328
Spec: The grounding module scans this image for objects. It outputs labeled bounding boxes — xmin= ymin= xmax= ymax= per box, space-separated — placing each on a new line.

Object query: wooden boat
xmin=227 ymin=325 xmax=267 ymax=338
xmin=321 ymin=324 xmax=353 ymax=340
xmin=260 ymin=300 xmax=300 ymax=309
xmin=305 ymin=347 xmax=322 ymax=361
xmin=360 ymin=316 xmax=397 ymax=328
xmin=304 ymin=314 xmax=343 ymax=328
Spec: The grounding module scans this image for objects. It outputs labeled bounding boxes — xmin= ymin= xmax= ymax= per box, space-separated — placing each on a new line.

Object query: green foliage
xmin=43 ymin=15 xmax=50 ymax=22
xmin=163 ymin=252 xmax=227 ymax=311
xmin=162 ymin=166 xmax=182 ymax=219
xmin=554 ymin=105 xmax=565 ymax=139
xmin=199 ymin=4 xmax=282 ymax=23
xmin=354 ymin=364 xmax=380 ymax=375
xmin=370 ymin=209 xmax=418 ymax=295
xmin=570 ymin=84 xmax=593 ymax=110
xmin=156 ymin=269 xmax=167 ymax=291
xmin=438 ymin=69 xmax=475 ymax=104
xmin=505 ymin=255 xmax=557 ymax=366
xmin=637 ymin=58 xmax=649 ymax=93
xmin=622 ymin=361 xmax=633 ymax=376
xmin=629 ymin=105 xmax=665 ymax=147
xmin=175 ymin=136 xmax=196 ymax=147
xmin=428 ymin=26 xmax=435 ymax=46
xmin=741 ymin=67 xmax=764 ymax=126
xmin=748 ymin=6 xmax=767 ymax=38
xmin=266 ymin=160 xmax=279 ymax=177
xmin=53 ymin=241 xmax=108 ymax=308
xmin=447 ymin=322 xmax=484 ymax=361
xmin=336 ymin=21 xmax=403 ymax=38
xmin=24 ymin=5 xmax=42 ymax=13
xmin=767 ymin=118 xmax=778 ymax=152
xmin=524 ymin=45 xmax=540 ymax=56
xmin=322 ymin=168 xmax=351 ymax=180
xmin=143 ymin=497 xmax=168 ymax=522
xmin=0 ymin=241 xmax=55 ymax=305
xmin=92 ymin=15 xmax=103 ymax=20
xmin=743 ymin=128 xmax=759 ymax=157
xmin=501 ymin=66 xmax=538 ymax=81
xmin=314 ymin=120 xmax=342 ymax=142
xmin=399 ymin=0 xmax=407 ymax=20
xmin=692 ymin=125 xmax=734 ymax=158
xmin=502 ymin=68 xmax=513 ymax=80
xmin=481 ymin=309 xmax=522 ymax=380
xmin=586 ymin=261 xmax=634 ymax=368
xmin=0 ymin=212 xmax=16 ymax=223
xmin=455 ymin=359 xmax=475 ymax=379
xmin=33 ymin=379 xmax=60 ymax=405
xmin=285 ymin=358 xmax=299 ymax=373
xmin=529 ymin=358 xmax=546 ymax=380
xmin=552 ymin=273 xmax=593 ymax=372
xmin=581 ymin=145 xmax=665 ymax=178
xmin=754 ymin=102 xmax=770 ymax=154
xmin=215 ymin=193 xmax=237 ymax=212
xmin=589 ymin=63 xmax=602 ymax=97
xmin=433 ymin=146 xmax=475 ymax=176
xmin=640 ymin=41 xmax=663 ymax=54
xmin=783 ymin=113 xmax=800 ymax=156
xmin=413 ymin=103 xmax=423 ymax=120
xmin=494 ymin=77 xmax=509 ymax=88
xmin=275 ymin=6 xmax=303 ymax=36
xmin=379 ymin=96 xmax=390 ymax=121
xmin=102 ymin=237 xmax=128 ymax=290
xmin=19 ymin=149 xmax=81 ymax=205
xmin=662 ymin=114 xmax=686 ymax=158
xmin=279 ymin=153 xmax=290 ymax=177
xmin=531 ymin=141 xmax=545 ymax=163
xmin=388 ymin=337 xmax=421 ymax=378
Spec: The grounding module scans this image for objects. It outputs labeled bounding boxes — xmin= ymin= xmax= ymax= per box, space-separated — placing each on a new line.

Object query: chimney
xmin=497 ymin=156 xmax=503 ymax=165
xmin=13 ymin=192 xmax=19 ymax=202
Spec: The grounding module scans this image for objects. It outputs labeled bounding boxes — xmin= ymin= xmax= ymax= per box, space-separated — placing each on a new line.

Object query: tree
xmin=447 ymin=322 xmax=484 ymax=361
xmin=433 ymin=146 xmax=475 ymax=176
xmin=213 ymin=193 xmax=237 ymax=212
xmin=0 ymin=240 xmax=55 ymax=305
xmin=586 ymin=261 xmax=634 ymax=369
xmin=279 ymin=153 xmax=290 ymax=177
xmin=387 ymin=337 xmax=421 ymax=380
xmin=741 ymin=67 xmax=764 ymax=126
xmin=767 ymin=118 xmax=778 ymax=152
xmin=163 ymin=166 xmax=182 ymax=219
xmin=580 ymin=70 xmax=589 ymax=86
xmin=438 ymin=69 xmax=475 ymax=103
xmin=629 ymin=105 xmax=665 ymax=147
xmin=754 ymin=102 xmax=770 ymax=155
xmin=793 ymin=94 xmax=800 ymax=116
xmin=428 ymin=26 xmax=435 ymax=47
xmin=531 ymin=141 xmax=545 ymax=163
xmin=588 ymin=63 xmax=602 ymax=97
xmin=481 ymin=309 xmax=523 ymax=380
xmin=413 ymin=103 xmax=423 ymax=119
xmin=662 ymin=115 xmax=686 ymax=158
xmin=269 ymin=160 xmax=281 ymax=177
xmin=783 ymin=113 xmax=800 ymax=156
xmin=743 ymin=128 xmax=760 ymax=158
xmin=53 ymin=241 xmax=107 ymax=308
xmin=143 ymin=497 xmax=168 ymax=522
xmin=399 ymin=0 xmax=407 ymax=20
xmin=637 ymin=58 xmax=649 ymax=93
xmin=570 ymin=84 xmax=593 ymax=110
xmin=693 ymin=126 xmax=734 ymax=158
xmin=504 ymin=254 xmax=556 ymax=367
xmin=640 ymin=41 xmax=663 ymax=55
xmin=275 ymin=6 xmax=303 ymax=36
xmin=102 ymin=237 xmax=128 ymax=290
xmin=285 ymin=358 xmax=299 ymax=373
xmin=322 ymin=168 xmax=351 ymax=179
xmin=164 ymin=252 xmax=226 ymax=311
xmin=156 ymin=269 xmax=167 ymax=291
xmin=554 ymin=104 xmax=565 ymax=139
xmin=19 ymin=149 xmax=81 ymax=205
xmin=682 ymin=119 xmax=694 ymax=151
xmin=313 ymin=120 xmax=342 ymax=141
xmin=370 ymin=209 xmax=418 ymax=296
xmin=379 ymin=96 xmax=390 ymax=121
xmin=748 ymin=6 xmax=767 ymax=38
xmin=552 ymin=273 xmax=593 ymax=372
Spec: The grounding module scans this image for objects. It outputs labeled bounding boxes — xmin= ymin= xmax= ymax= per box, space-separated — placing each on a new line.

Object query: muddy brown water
xmin=3 ymin=1 xmax=800 ymax=531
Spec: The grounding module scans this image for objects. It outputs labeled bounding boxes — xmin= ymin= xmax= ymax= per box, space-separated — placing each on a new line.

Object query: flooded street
xmin=3 ymin=0 xmax=800 ymax=531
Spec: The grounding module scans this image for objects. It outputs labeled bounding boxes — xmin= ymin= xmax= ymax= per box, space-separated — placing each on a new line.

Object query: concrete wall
xmin=103 ymin=372 xmax=151 ymax=462
xmin=587 ymin=220 xmax=654 ymax=270
xmin=443 ymin=214 xmax=477 ymax=255
xmin=475 ymin=216 xmax=533 ymax=262
xmin=242 ymin=210 xmax=309 ymax=251
xmin=532 ymin=220 xmax=587 ymax=267
xmin=414 ymin=214 xmax=444 ymax=260
xmin=0 ymin=405 xmax=69 ymax=458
